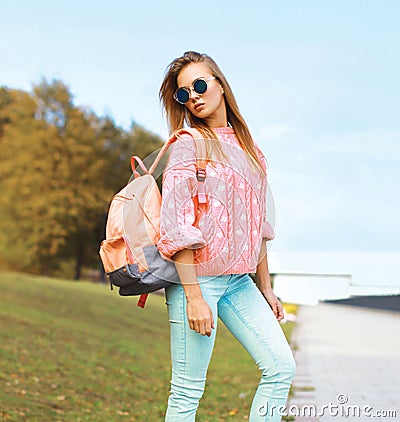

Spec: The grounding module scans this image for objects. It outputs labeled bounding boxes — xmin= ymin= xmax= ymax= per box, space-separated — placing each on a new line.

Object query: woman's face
xmin=176 ymin=62 xmax=227 ymax=127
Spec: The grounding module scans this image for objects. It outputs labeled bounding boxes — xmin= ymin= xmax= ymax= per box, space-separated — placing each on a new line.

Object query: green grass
xmin=0 ymin=271 xmax=295 ymax=421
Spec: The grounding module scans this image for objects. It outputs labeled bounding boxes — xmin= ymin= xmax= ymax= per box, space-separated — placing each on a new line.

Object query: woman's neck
xmin=204 ymin=107 xmax=228 ymax=128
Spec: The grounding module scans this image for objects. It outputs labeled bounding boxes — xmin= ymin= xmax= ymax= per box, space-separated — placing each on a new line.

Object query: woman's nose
xmin=189 ymin=87 xmax=200 ymax=99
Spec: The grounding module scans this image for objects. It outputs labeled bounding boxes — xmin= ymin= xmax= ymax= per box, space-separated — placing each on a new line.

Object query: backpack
xmin=99 ymin=128 xmax=207 ymax=308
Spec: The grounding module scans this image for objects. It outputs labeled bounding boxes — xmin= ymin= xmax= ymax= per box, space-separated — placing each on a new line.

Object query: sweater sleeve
xmin=256 ymin=143 xmax=276 ymax=241
xmin=262 ymin=216 xmax=275 ymax=240
xmin=157 ymin=133 xmax=206 ymax=260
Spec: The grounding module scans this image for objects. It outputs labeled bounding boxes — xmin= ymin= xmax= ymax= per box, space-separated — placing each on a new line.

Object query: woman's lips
xmin=194 ymin=103 xmax=205 ymax=110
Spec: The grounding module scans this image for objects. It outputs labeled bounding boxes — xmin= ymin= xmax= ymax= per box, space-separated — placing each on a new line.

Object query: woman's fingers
xmin=275 ymin=301 xmax=285 ymax=321
xmin=204 ymin=315 xmax=214 ymax=337
xmin=263 ymin=289 xmax=286 ymax=321
xmin=193 ymin=318 xmax=213 ymax=336
xmin=187 ymin=298 xmax=214 ymax=336
xmin=276 ymin=303 xmax=283 ymax=320
xmin=187 ymin=304 xmax=214 ymax=336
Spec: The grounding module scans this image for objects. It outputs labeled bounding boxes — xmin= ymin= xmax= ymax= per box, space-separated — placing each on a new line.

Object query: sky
xmin=2 ymin=0 xmax=399 ymax=253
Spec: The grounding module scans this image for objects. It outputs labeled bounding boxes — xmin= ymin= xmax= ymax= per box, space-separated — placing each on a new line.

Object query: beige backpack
xmin=99 ymin=128 xmax=207 ymax=308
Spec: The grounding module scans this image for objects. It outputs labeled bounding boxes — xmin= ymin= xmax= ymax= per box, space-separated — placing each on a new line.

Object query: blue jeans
xmin=164 ymin=273 xmax=296 ymax=421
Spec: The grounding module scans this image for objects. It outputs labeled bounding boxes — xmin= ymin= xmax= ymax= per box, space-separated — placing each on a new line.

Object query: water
xmin=269 ymin=251 xmax=400 ymax=305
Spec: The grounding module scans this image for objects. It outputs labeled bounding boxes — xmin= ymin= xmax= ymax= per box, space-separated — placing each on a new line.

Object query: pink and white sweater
xmin=157 ymin=127 xmax=275 ymax=276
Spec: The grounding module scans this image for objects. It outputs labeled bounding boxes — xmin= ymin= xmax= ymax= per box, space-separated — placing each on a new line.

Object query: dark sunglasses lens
xmin=176 ymin=88 xmax=189 ymax=103
xmin=194 ymin=79 xmax=208 ymax=94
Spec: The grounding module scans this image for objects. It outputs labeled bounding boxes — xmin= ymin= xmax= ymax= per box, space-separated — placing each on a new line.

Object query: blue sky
xmin=2 ymin=0 xmax=399 ymax=252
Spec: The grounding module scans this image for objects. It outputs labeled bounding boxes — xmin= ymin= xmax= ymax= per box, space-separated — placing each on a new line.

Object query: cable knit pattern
xmin=157 ymin=127 xmax=275 ymax=276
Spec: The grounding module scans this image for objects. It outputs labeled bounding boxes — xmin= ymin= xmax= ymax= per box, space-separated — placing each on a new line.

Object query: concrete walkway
xmin=287 ymin=303 xmax=400 ymax=421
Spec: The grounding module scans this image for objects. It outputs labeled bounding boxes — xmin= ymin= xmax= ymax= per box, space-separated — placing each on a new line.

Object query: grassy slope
xmin=0 ymin=272 xmax=295 ymax=421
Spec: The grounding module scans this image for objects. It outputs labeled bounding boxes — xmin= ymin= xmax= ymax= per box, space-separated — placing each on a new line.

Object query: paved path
xmin=287 ymin=303 xmax=400 ymax=421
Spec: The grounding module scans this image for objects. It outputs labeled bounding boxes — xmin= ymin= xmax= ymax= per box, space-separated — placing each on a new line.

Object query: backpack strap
xmin=137 ymin=294 xmax=148 ymax=308
xmin=172 ymin=128 xmax=208 ymax=229
xmin=192 ymin=133 xmax=207 ymax=204
xmin=148 ymin=127 xmax=207 ymax=179
xmin=147 ymin=128 xmax=208 ymax=203
xmin=136 ymin=128 xmax=207 ymax=309
xmin=173 ymin=128 xmax=207 ymax=204
xmin=130 ymin=155 xmax=149 ymax=179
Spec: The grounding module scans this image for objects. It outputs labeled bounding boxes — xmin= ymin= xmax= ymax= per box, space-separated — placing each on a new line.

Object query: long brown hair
xmin=159 ymin=51 xmax=265 ymax=175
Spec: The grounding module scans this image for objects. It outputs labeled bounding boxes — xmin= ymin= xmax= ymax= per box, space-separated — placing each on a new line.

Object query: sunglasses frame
xmin=174 ymin=77 xmax=216 ymax=104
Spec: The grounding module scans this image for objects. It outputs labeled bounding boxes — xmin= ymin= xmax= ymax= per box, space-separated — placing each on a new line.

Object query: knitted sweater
xmin=157 ymin=127 xmax=275 ymax=276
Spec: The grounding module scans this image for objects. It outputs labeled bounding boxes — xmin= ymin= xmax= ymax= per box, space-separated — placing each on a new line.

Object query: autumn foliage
xmin=0 ymin=79 xmax=164 ymax=279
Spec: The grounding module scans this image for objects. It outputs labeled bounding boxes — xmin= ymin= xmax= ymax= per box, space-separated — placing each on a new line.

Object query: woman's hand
xmin=255 ymin=239 xmax=284 ymax=321
xmin=172 ymin=249 xmax=215 ymax=337
xmin=186 ymin=297 xmax=215 ymax=337
xmin=260 ymin=287 xmax=285 ymax=321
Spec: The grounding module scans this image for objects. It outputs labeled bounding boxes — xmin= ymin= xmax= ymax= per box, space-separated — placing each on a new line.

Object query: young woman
xmin=157 ymin=51 xmax=296 ymax=422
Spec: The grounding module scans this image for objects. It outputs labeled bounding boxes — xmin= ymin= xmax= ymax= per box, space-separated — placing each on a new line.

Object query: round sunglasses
xmin=174 ymin=77 xmax=216 ymax=104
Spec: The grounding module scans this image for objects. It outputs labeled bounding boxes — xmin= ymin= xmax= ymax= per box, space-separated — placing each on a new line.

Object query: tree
xmin=0 ymin=79 xmax=165 ymax=279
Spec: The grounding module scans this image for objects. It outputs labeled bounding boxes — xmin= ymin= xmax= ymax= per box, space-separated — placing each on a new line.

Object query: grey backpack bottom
xmin=107 ymin=244 xmax=180 ymax=296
